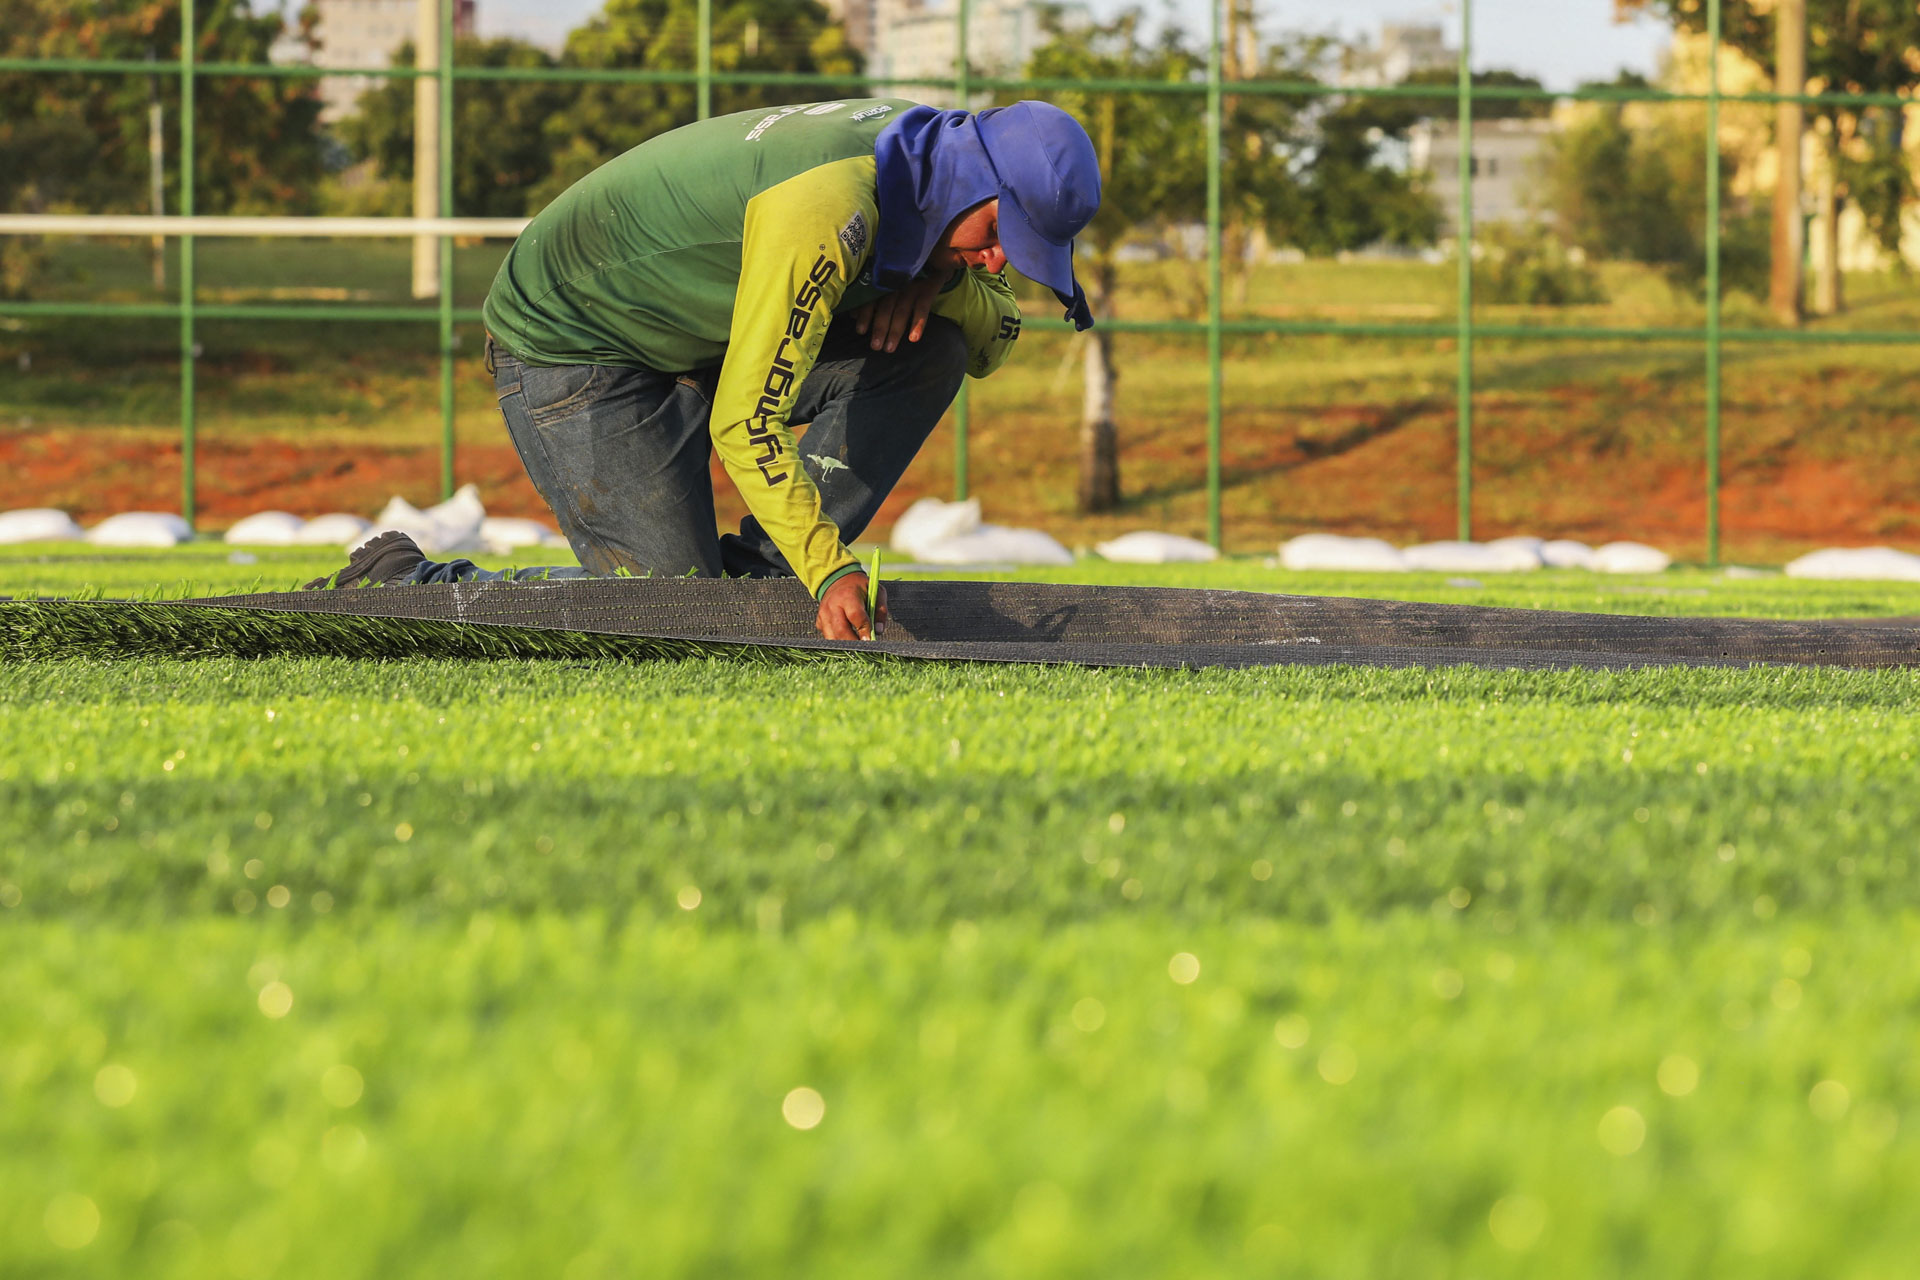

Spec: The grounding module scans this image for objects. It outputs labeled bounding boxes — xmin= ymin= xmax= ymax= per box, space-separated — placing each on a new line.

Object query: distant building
xmin=1339 ymin=22 xmax=1454 ymax=90
xmin=1409 ymin=118 xmax=1560 ymax=232
xmin=271 ymin=0 xmax=478 ymax=122
xmin=867 ymin=0 xmax=1087 ymax=106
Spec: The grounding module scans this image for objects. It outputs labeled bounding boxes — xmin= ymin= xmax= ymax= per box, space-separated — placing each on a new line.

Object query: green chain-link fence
xmin=2 ymin=0 xmax=1916 ymax=562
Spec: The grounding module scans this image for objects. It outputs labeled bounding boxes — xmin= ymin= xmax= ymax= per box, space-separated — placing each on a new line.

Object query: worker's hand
xmin=816 ymin=572 xmax=888 ymax=641
xmin=853 ymin=273 xmax=947 ymax=353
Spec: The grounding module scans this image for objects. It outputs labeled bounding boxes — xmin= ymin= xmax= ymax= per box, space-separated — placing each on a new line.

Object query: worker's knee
xmin=908 ymin=315 xmax=969 ymax=395
xmin=921 ymin=315 xmax=968 ymax=372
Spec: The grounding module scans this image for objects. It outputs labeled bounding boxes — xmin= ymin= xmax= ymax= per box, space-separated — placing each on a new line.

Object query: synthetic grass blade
xmin=0 ymin=600 xmax=851 ymax=666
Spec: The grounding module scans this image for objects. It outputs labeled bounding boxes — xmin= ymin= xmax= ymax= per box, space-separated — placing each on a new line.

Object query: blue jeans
xmin=412 ymin=316 xmax=970 ymax=585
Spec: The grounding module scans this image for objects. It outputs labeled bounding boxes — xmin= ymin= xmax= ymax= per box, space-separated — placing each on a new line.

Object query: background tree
xmin=1015 ymin=10 xmax=1208 ymax=512
xmin=1274 ymin=91 xmax=1443 ymax=258
xmin=1016 ymin=10 xmax=1433 ymax=513
xmin=337 ymin=37 xmax=576 ymax=217
xmin=0 ymin=0 xmax=325 ymax=293
xmin=1621 ymin=0 xmax=1920 ymax=313
xmin=0 ymin=0 xmax=323 ymax=214
xmin=530 ymin=0 xmax=860 ymax=208
xmin=1539 ymin=98 xmax=1768 ymax=298
xmin=1391 ymin=67 xmax=1557 ymax=122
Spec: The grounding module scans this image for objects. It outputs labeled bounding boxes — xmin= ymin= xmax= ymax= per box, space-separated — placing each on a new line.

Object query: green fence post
xmin=1705 ymin=0 xmax=1723 ymax=566
xmin=1455 ymin=0 xmax=1473 ymax=542
xmin=1206 ymin=0 xmax=1223 ymax=548
xmin=439 ymin=0 xmax=456 ymax=499
xmin=697 ymin=0 xmax=711 ymax=120
xmin=179 ymin=0 xmax=197 ymax=530
xmin=952 ymin=0 xmax=971 ymax=502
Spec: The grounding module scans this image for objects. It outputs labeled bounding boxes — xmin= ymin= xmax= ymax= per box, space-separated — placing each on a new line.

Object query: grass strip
xmin=0 ymin=599 xmax=853 ymax=666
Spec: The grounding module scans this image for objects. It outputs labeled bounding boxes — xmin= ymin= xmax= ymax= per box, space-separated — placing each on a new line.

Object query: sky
xmin=476 ymin=0 xmax=1674 ymax=92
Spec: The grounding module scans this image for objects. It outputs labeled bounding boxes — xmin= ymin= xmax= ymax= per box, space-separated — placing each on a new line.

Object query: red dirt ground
xmin=4 ymin=417 xmax=1917 ymax=564
xmin=0 ymin=431 xmax=924 ymax=546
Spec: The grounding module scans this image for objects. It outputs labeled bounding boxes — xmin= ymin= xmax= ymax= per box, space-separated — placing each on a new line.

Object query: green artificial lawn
xmin=3 ymin=550 xmax=1919 ymax=1277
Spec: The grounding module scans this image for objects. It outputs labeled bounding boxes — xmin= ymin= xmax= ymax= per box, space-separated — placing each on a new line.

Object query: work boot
xmin=303 ymin=531 xmax=428 ymax=590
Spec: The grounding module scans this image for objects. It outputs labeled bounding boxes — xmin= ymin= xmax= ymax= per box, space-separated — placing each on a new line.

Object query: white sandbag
xmin=1403 ymin=540 xmax=1541 ymax=573
xmin=223 ymin=511 xmax=306 ymax=546
xmin=1540 ymin=539 xmax=1597 ymax=570
xmin=368 ymin=495 xmax=436 ymax=545
xmin=1592 ymin=541 xmax=1671 ymax=575
xmin=889 ymin=497 xmax=982 ymax=559
xmin=912 ymin=526 xmax=1074 ymax=566
xmin=0 ymin=508 xmax=85 ymax=543
xmin=369 ymin=483 xmax=485 ymax=554
xmin=86 ymin=512 xmax=192 ymax=548
xmin=424 ymin=483 xmax=486 ymax=542
xmin=480 ymin=516 xmax=563 ymax=554
xmin=1279 ymin=534 xmax=1408 ymax=573
xmin=1784 ymin=546 xmax=1920 ymax=583
xmin=294 ymin=513 xmax=374 ymax=547
xmin=1095 ymin=531 xmax=1220 ymax=564
xmin=1482 ymin=539 xmax=1545 ymax=572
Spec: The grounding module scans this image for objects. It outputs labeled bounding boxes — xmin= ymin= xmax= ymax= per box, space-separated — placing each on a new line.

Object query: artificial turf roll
xmin=3 ymin=577 xmax=1917 ymax=668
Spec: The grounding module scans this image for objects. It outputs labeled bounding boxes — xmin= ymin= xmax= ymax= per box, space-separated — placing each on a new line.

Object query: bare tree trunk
xmin=1078 ymin=100 xmax=1122 ymax=515
xmin=1224 ymin=0 xmax=1259 ymax=308
xmin=1226 ymin=224 xmax=1251 ymax=307
xmin=1769 ymin=0 xmax=1804 ymax=325
xmin=1238 ymin=226 xmax=1271 ymax=307
xmin=1078 ymin=321 xmax=1120 ymax=513
xmin=1813 ymin=141 xmax=1844 ymax=315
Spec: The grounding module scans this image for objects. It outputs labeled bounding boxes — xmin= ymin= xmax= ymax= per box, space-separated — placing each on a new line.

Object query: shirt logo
xmin=850 ymin=105 xmax=893 ymax=122
xmin=838 ymin=211 xmax=869 ymax=260
xmin=749 ymin=253 xmax=839 ymax=485
xmin=746 ymin=105 xmax=806 ymax=141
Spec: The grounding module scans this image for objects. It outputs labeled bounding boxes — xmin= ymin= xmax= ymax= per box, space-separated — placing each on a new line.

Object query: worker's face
xmin=930 ymin=199 xmax=1006 ymax=274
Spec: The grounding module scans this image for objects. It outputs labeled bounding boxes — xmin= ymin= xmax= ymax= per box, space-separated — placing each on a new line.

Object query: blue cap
xmin=975 ymin=102 xmax=1101 ymax=331
xmin=872 ymin=101 xmax=1102 ymax=331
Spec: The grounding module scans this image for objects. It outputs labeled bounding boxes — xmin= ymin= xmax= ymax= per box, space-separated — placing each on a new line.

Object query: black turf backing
xmin=194 ymin=578 xmax=1920 ymax=668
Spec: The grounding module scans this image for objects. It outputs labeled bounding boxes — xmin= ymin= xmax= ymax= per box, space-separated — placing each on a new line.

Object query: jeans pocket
xmin=674 ymin=367 xmax=720 ymax=406
xmin=524 ymin=364 xmax=615 ymax=428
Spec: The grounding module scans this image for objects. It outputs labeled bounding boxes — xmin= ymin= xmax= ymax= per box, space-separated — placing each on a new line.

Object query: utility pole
xmin=412 ymin=0 xmax=442 ymax=299
xmin=1225 ymin=0 xmax=1257 ymax=79
xmin=1222 ymin=0 xmax=1262 ymax=301
xmin=1769 ymin=0 xmax=1805 ymax=325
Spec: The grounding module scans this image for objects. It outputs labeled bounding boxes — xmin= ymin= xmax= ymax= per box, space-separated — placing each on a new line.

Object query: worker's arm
xmin=929 ymin=266 xmax=1023 ymax=378
xmin=855 ymin=266 xmax=1024 ymax=375
xmin=710 ymin=160 xmax=877 ymax=615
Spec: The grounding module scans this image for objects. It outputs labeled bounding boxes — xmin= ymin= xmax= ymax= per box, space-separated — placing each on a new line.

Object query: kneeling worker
xmin=311 ymin=98 xmax=1101 ymax=640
